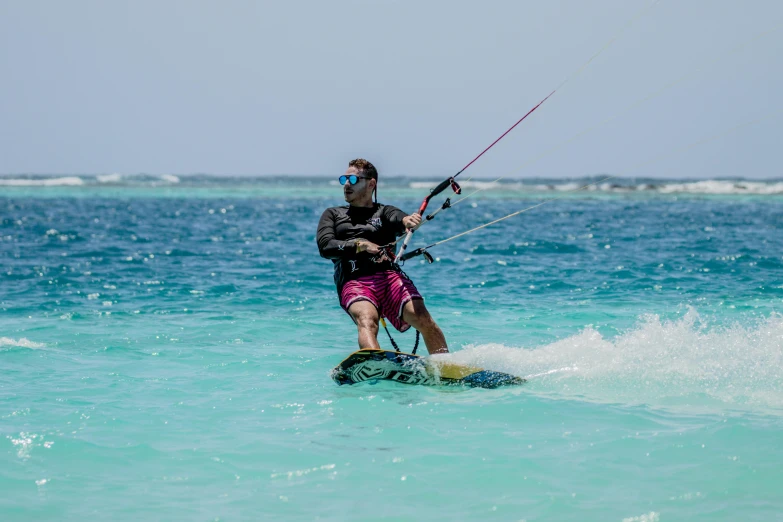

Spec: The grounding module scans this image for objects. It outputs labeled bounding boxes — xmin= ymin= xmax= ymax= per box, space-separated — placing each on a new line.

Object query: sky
xmin=0 ymin=0 xmax=781 ymax=179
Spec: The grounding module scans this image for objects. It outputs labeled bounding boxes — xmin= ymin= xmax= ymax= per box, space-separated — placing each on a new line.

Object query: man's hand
xmin=356 ymin=239 xmax=392 ymax=263
xmin=402 ymin=213 xmax=422 ymax=231
xmin=356 ymin=239 xmax=382 ymax=255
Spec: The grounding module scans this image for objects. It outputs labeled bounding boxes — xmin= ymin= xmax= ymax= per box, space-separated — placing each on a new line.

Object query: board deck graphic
xmin=332 ymin=349 xmax=525 ymax=388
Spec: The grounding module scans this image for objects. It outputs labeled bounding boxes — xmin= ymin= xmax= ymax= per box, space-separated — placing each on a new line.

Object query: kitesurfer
xmin=316 ymin=159 xmax=449 ymax=354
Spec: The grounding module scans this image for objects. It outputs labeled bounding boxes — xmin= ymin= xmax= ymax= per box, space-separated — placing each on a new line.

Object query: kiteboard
xmin=331 ymin=349 xmax=525 ymax=388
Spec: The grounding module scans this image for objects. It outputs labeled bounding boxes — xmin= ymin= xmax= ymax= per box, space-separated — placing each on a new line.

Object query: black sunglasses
xmin=339 ymin=175 xmax=372 ymax=185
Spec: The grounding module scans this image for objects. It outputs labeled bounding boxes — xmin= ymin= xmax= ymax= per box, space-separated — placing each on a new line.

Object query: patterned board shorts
xmin=340 ymin=270 xmax=423 ymax=332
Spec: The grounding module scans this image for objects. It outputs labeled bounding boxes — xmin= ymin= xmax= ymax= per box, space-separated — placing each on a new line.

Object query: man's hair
xmin=348 ymin=158 xmax=378 ymax=180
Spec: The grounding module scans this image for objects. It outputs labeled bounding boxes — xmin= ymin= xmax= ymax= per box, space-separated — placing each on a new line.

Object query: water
xmin=1 ymin=175 xmax=782 ymax=520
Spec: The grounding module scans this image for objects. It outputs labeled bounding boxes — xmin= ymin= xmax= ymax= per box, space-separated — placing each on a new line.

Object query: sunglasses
xmin=339 ymin=175 xmax=372 ymax=185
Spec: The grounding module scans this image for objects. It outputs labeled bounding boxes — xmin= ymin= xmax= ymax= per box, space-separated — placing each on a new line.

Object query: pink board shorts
xmin=340 ymin=270 xmax=423 ymax=332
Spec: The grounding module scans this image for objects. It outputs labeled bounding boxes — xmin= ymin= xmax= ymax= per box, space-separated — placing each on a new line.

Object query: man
xmin=317 ymin=158 xmax=449 ymax=354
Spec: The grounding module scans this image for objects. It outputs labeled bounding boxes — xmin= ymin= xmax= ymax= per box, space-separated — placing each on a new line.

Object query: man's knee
xmin=349 ymin=302 xmax=379 ymax=330
xmin=356 ymin=315 xmax=379 ymax=332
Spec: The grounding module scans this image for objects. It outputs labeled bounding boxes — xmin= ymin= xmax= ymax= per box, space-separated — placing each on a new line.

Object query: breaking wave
xmin=96 ymin=173 xmax=123 ymax=184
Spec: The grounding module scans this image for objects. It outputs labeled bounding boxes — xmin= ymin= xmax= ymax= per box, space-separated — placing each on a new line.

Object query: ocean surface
xmin=1 ymin=174 xmax=782 ymax=521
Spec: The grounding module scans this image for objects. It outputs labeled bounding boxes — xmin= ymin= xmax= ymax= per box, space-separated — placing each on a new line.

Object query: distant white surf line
xmin=0 ymin=177 xmax=84 ymax=186
xmin=408 ymin=179 xmax=783 ymax=195
xmin=0 ymin=174 xmax=181 ymax=186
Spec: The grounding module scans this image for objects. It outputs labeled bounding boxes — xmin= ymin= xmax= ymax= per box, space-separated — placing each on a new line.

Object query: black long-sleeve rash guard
xmin=317 ymin=203 xmax=408 ymax=293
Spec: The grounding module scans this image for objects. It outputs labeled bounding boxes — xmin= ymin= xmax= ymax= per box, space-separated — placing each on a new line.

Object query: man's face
xmin=343 ymin=166 xmax=374 ymax=204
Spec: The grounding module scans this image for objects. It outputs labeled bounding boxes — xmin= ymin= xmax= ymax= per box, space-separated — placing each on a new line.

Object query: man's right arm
xmin=317 ymin=208 xmax=358 ymax=259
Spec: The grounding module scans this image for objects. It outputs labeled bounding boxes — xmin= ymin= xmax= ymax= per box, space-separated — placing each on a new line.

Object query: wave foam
xmin=444 ymin=310 xmax=783 ymax=414
xmin=0 ymin=337 xmax=45 ymax=349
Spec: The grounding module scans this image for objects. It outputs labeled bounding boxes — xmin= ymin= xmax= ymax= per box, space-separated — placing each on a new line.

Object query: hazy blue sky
xmin=1 ymin=0 xmax=780 ymax=178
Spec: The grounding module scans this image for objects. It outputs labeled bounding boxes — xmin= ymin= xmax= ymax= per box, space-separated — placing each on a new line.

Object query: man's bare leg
xmin=402 ymin=299 xmax=448 ymax=354
xmin=347 ymin=300 xmax=381 ymax=349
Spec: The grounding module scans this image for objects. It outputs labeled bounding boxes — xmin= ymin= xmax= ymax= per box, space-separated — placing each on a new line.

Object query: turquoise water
xmin=2 ymin=175 xmax=782 ymax=521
